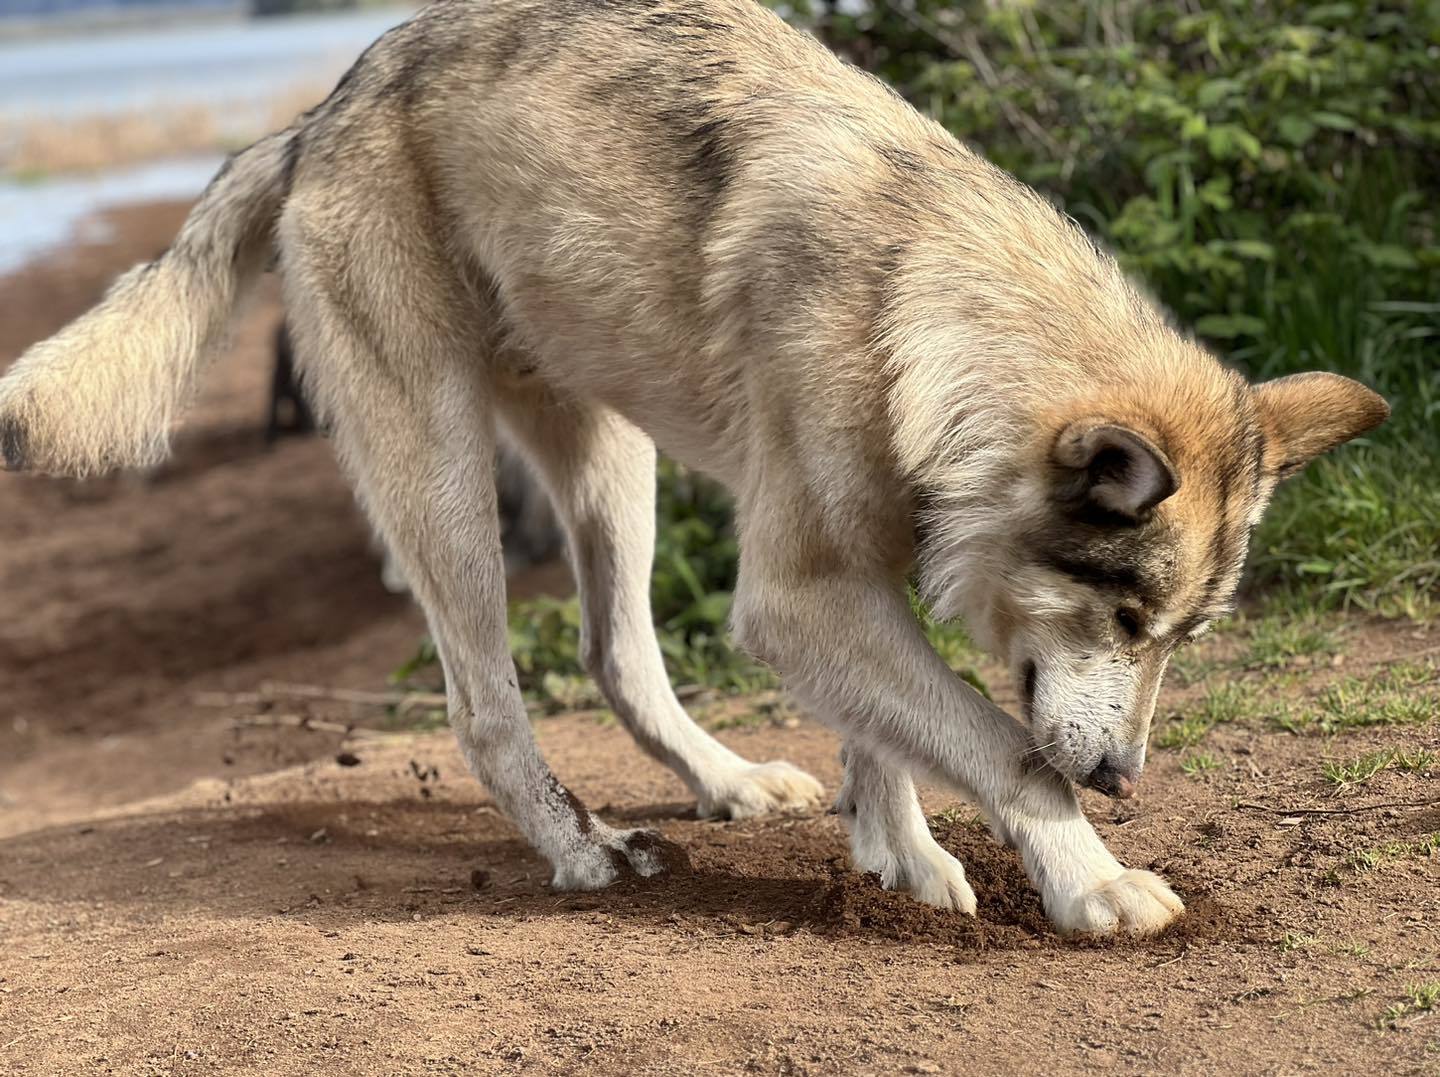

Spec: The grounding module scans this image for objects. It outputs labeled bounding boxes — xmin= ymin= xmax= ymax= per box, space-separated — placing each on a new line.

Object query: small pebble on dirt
xmin=335 ymin=751 xmax=362 ymax=767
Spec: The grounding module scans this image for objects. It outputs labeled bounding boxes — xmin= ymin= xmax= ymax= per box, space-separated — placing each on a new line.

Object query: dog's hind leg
xmin=497 ymin=380 xmax=823 ymax=820
xmin=280 ymin=216 xmax=662 ymax=892
xmin=834 ymin=743 xmax=976 ymax=913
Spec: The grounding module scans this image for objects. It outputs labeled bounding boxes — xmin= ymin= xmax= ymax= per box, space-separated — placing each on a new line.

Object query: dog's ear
xmin=1053 ymin=421 xmax=1178 ymax=520
xmin=1251 ymin=372 xmax=1390 ymax=480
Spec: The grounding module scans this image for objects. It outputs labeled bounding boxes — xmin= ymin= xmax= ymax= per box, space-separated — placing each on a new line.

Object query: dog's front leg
xmin=834 ymin=742 xmax=977 ymax=913
xmin=733 ymin=570 xmax=1183 ymax=936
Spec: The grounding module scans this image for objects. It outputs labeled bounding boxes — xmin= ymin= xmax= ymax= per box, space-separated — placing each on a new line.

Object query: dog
xmin=264 ymin=320 xmax=561 ymax=589
xmin=0 ymin=0 xmax=1388 ymax=935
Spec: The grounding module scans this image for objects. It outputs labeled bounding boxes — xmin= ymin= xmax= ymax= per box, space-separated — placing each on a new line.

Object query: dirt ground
xmin=1 ymin=204 xmax=1438 ymax=1076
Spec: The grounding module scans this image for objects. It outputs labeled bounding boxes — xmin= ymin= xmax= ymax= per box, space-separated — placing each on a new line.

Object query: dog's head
xmin=923 ymin=366 xmax=1388 ymax=798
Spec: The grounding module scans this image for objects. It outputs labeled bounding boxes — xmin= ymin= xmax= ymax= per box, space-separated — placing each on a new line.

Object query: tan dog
xmin=0 ymin=0 xmax=1387 ymax=934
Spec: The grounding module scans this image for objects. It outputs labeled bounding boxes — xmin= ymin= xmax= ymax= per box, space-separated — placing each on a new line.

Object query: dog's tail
xmin=0 ymin=129 xmax=297 ymax=477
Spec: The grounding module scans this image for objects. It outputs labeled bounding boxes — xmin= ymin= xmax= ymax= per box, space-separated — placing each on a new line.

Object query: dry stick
xmin=228 ymin=713 xmax=390 ymax=739
xmin=261 ymin=681 xmax=446 ymax=709
xmin=196 ymin=682 xmax=447 ymax=713
xmin=1234 ymin=799 xmax=1438 ymax=817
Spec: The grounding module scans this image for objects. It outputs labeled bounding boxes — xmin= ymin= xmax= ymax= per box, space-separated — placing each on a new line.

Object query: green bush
xmin=792 ymin=0 xmax=1439 ymax=613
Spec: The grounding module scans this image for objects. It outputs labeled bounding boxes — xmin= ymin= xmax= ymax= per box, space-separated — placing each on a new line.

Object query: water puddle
xmin=0 ymin=155 xmax=223 ymax=274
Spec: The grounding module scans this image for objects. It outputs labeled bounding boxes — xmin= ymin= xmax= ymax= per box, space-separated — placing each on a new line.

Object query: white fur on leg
xmin=992 ymin=783 xmax=1184 ymax=936
xmin=1058 ymin=869 xmax=1185 ymax=935
xmin=696 ymin=760 xmax=825 ymax=821
xmin=549 ymin=820 xmax=667 ymax=891
xmin=495 ymin=391 xmax=826 ymax=823
xmin=837 ymin=745 xmax=977 ymax=915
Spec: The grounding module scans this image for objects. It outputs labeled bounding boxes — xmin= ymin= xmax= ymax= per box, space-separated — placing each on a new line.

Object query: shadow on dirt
xmin=0 ymin=796 xmax=1232 ymax=954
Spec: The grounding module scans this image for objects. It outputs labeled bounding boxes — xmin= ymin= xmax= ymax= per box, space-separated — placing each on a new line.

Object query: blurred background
xmin=1 ymin=0 xmax=1436 ymax=821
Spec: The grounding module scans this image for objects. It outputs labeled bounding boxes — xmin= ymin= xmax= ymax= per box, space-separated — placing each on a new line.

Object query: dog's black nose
xmin=1086 ymin=760 xmax=1138 ymax=800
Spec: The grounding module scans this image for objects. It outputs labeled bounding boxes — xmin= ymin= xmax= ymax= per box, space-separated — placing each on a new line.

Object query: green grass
xmin=1240 ymin=617 xmax=1341 ymax=670
xmin=928 ymin=805 xmax=987 ymax=830
xmin=1180 ymin=752 xmax=1224 ymax=776
xmin=1323 ymin=747 xmax=1438 ymax=790
xmin=1278 ymin=932 xmax=1319 ymax=953
xmin=1156 ymin=682 xmax=1259 ymax=750
xmin=1274 ymin=660 xmax=1439 ymax=736
xmin=1345 ymin=833 xmax=1440 ymax=876
xmin=1378 ymin=983 xmax=1440 ymax=1030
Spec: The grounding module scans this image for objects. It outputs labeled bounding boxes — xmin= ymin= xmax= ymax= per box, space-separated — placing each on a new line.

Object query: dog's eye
xmin=1114 ymin=608 xmax=1143 ymax=638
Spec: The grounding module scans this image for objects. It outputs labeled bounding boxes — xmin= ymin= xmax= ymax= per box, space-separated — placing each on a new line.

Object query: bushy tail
xmin=0 ymin=130 xmax=296 ymax=477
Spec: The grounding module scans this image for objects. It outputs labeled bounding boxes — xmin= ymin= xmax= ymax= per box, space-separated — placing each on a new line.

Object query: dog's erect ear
xmin=1251 ymin=372 xmax=1390 ymax=480
xmin=1053 ymin=421 xmax=1179 ymax=520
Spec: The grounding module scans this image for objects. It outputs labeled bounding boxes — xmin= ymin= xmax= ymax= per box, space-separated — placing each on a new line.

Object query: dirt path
xmin=2 ymin=206 xmax=1438 ymax=1075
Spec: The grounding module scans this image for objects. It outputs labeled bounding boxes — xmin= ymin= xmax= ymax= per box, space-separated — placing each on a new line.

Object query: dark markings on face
xmin=1172 ymin=612 xmax=1211 ymax=639
xmin=1043 ymin=554 xmax=1142 ymax=593
xmin=1029 ymin=513 xmax=1176 ymax=617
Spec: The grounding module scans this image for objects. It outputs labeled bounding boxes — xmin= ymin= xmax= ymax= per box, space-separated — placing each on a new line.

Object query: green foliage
xmin=1273 ymin=658 xmax=1438 ymax=734
xmin=1378 ymin=982 xmax=1440 ymax=1029
xmin=1157 ymin=681 xmax=1258 ymax=748
xmin=1323 ymin=745 xmax=1437 ymax=789
xmin=793 ymin=0 xmax=1440 ymax=613
xmin=1180 ymin=751 xmax=1223 ymax=776
xmin=498 ymin=461 xmax=776 ymax=708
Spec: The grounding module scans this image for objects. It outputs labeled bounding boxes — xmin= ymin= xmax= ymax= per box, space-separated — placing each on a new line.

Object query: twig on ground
xmin=196 ymin=682 xmax=447 ymax=715
xmin=1234 ymin=799 xmax=1438 ymax=817
xmin=228 ymin=714 xmax=390 ymax=739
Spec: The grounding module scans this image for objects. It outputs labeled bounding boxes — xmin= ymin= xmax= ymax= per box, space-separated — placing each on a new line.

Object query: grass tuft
xmin=1323 ymin=747 xmax=1438 ymax=789
xmin=1241 ymin=618 xmax=1341 ymax=670
xmin=1274 ymin=660 xmax=1439 ymax=736
xmin=1157 ymin=682 xmax=1259 ymax=749
xmin=1378 ymin=983 xmax=1440 ymax=1029
xmin=1181 ymin=752 xmax=1224 ymax=776
xmin=1345 ymin=833 xmax=1440 ymax=875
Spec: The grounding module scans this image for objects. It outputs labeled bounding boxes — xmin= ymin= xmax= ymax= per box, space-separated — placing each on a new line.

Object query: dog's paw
xmin=549 ymin=827 xmax=668 ymax=891
xmin=874 ymin=843 xmax=978 ymax=915
xmin=697 ymin=761 xmax=824 ymax=821
xmin=1048 ymin=869 xmax=1184 ymax=937
xmin=848 ymin=818 xmax=978 ymax=915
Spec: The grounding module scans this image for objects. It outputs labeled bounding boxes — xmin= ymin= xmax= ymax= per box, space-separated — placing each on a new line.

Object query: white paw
xmin=851 ymin=831 xmax=978 ymax=915
xmin=1048 ymin=869 xmax=1184 ymax=936
xmin=698 ymin=761 xmax=824 ymax=821
xmin=886 ymin=845 xmax=978 ymax=915
xmin=549 ymin=826 xmax=667 ymax=891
